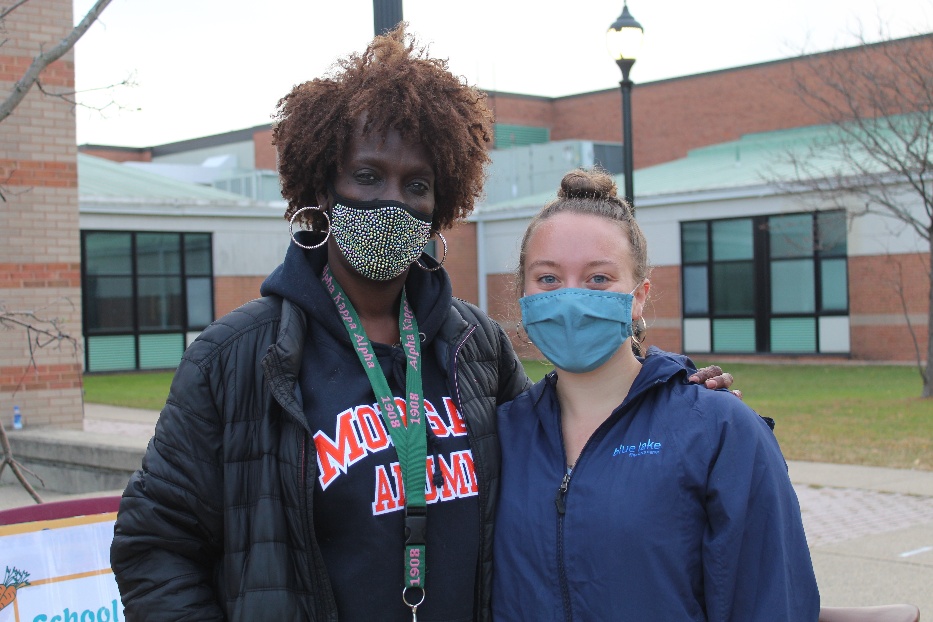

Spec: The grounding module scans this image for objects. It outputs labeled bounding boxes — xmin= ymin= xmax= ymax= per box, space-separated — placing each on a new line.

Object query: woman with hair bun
xmin=492 ymin=169 xmax=819 ymax=621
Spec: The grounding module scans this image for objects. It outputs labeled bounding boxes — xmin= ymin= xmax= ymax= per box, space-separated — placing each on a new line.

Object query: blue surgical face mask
xmin=519 ymin=286 xmax=639 ymax=374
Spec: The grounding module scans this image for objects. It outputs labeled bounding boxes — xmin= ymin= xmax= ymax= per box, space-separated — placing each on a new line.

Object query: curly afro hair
xmin=273 ymin=24 xmax=495 ymax=231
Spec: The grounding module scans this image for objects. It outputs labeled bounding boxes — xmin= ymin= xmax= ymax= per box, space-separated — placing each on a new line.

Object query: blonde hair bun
xmin=557 ymin=169 xmax=619 ymax=201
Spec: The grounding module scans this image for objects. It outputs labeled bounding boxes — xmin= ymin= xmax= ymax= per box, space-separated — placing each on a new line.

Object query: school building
xmin=2 ymin=0 xmax=929 ymax=427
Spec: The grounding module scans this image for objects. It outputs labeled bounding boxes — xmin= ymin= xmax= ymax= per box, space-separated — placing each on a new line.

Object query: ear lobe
xmin=315 ymin=188 xmax=329 ymax=210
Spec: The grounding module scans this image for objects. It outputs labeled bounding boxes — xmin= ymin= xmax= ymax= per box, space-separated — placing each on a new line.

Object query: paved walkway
xmin=786 ymin=461 xmax=933 ymax=613
xmin=2 ymin=404 xmax=931 ymax=613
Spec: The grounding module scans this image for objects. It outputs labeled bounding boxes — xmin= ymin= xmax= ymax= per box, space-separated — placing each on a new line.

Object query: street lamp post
xmin=373 ymin=0 xmax=403 ymax=34
xmin=606 ymin=2 xmax=644 ymax=210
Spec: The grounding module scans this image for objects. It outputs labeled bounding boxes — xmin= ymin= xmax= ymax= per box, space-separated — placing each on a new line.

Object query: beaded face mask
xmin=329 ymin=187 xmax=433 ymax=281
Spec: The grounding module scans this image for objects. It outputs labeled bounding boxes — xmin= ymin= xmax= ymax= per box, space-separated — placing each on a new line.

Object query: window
xmin=681 ymin=211 xmax=848 ymax=354
xmin=81 ymin=231 xmax=214 ymax=372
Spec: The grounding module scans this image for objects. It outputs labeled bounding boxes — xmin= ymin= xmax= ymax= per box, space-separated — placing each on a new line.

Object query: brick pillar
xmin=443 ymin=221 xmax=478 ymax=304
xmin=0 ymin=0 xmax=84 ymax=428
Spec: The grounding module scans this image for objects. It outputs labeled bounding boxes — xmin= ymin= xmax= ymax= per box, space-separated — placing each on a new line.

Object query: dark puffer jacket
xmin=110 ymin=294 xmax=529 ymax=621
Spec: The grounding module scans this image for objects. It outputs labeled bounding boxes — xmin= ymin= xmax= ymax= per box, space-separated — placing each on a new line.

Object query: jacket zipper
xmin=554 ymin=403 xmax=624 ymax=622
xmin=555 ymin=466 xmax=574 ymax=621
xmin=448 ymin=325 xmax=485 ymax=611
xmin=264 ymin=318 xmax=339 ymax=619
xmin=449 ymin=324 xmax=477 ymax=419
xmin=555 ymin=471 xmax=571 ymax=514
xmin=555 ymin=468 xmax=574 ymax=621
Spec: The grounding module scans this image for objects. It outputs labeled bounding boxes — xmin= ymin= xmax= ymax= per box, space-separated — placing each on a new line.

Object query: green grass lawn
xmin=693 ymin=362 xmax=933 ymax=471
xmin=83 ymin=371 xmax=175 ymax=411
xmin=84 ymin=361 xmax=933 ymax=470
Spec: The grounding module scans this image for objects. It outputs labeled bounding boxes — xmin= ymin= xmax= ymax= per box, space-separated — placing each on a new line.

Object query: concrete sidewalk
xmin=1 ymin=404 xmax=931 ymax=614
xmin=788 ymin=461 xmax=933 ymax=613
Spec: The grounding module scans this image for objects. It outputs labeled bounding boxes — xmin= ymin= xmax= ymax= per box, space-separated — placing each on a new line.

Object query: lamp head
xmin=606 ymin=2 xmax=644 ymax=65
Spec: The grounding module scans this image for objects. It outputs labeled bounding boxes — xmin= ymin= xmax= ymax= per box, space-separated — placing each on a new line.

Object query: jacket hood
xmin=260 ymin=232 xmax=454 ymax=345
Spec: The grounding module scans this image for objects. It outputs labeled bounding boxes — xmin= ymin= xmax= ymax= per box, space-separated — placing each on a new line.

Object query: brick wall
xmin=214 ymin=276 xmax=266 ymax=318
xmin=486 ymin=92 xmax=555 ymax=132
xmin=849 ymin=253 xmax=930 ymax=362
xmin=550 ymin=89 xmax=619 ymax=143
xmin=0 ymin=0 xmax=83 ymax=428
xmin=547 ymin=62 xmax=816 ymax=168
xmin=77 ymin=145 xmax=152 ymax=162
xmin=489 ymin=35 xmax=933 ymax=171
xmin=253 ymin=127 xmax=276 ymax=170
xmin=442 ymin=221 xmax=478 ymax=304
xmin=641 ymin=264 xmax=682 ymax=354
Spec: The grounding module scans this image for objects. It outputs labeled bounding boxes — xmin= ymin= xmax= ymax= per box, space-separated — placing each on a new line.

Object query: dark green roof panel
xmin=494 ymin=124 xmax=550 ymax=149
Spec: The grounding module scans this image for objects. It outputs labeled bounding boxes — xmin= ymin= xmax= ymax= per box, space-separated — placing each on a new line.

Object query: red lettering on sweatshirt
xmin=315 ymin=397 xmax=469 ymax=489
xmin=372 ymin=451 xmax=478 ymax=516
xmin=435 ymin=450 xmax=478 ymax=498
xmin=372 ymin=461 xmax=405 ymax=514
xmin=356 ymin=405 xmax=390 ymax=452
xmin=314 ymin=408 xmax=366 ymax=490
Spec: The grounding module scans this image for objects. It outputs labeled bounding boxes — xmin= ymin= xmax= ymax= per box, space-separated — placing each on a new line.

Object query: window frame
xmin=81 ymin=230 xmax=214 ymax=371
xmin=680 ymin=210 xmax=848 ymax=355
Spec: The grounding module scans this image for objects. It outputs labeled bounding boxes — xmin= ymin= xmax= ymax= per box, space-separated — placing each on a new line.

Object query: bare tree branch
xmin=0 ymin=423 xmax=45 ymax=504
xmin=772 ymin=33 xmax=933 ymax=397
xmin=0 ymin=0 xmax=115 ymax=123
xmin=0 ymin=179 xmax=31 ymax=202
xmin=1 ymin=300 xmax=80 ymax=399
xmin=0 ymin=299 xmax=81 ymax=504
xmin=892 ymin=260 xmax=928 ymax=386
xmin=0 ymin=0 xmax=31 ymax=22
xmin=35 ymin=74 xmax=138 ymax=115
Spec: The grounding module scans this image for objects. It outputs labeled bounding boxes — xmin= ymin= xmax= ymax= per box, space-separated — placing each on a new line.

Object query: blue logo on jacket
xmin=612 ymin=439 xmax=662 ymax=458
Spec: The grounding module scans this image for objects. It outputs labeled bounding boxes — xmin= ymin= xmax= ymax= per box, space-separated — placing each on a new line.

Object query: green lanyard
xmin=322 ymin=266 xmax=428 ymax=617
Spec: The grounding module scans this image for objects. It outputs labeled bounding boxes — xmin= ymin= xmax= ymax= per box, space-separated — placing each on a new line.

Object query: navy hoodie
xmin=492 ymin=347 xmax=819 ymax=621
xmin=262 ymin=237 xmax=479 ymax=622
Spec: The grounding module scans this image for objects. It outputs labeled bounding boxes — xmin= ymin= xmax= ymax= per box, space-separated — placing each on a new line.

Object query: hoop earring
xmin=632 ymin=317 xmax=647 ymax=345
xmin=289 ymin=206 xmax=331 ymax=250
xmin=515 ymin=321 xmax=534 ymax=346
xmin=416 ymin=231 xmax=448 ymax=271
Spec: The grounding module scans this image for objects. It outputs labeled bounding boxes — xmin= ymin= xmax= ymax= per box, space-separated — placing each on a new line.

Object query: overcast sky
xmin=72 ymin=0 xmax=933 ymax=147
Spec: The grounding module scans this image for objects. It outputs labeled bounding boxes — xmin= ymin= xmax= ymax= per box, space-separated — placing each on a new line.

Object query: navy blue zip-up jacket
xmin=492 ymin=347 xmax=819 ymax=621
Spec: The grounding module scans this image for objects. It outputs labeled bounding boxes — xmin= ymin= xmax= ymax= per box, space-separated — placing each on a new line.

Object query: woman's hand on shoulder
xmin=689 ymin=365 xmax=743 ymax=399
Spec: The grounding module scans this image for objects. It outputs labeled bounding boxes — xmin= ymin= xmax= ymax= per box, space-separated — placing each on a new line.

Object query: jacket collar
xmin=529 ymin=346 xmax=695 ymax=410
xmin=530 ymin=370 xmax=557 ymax=407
